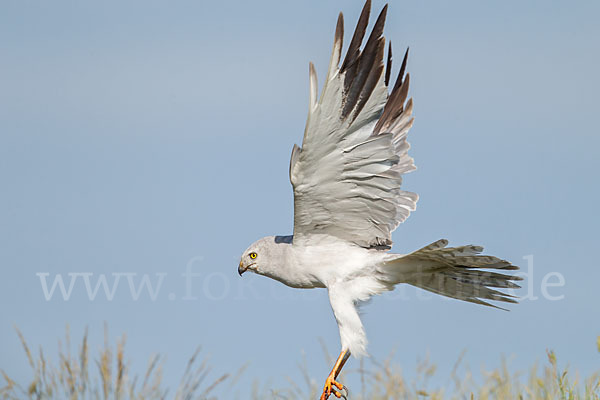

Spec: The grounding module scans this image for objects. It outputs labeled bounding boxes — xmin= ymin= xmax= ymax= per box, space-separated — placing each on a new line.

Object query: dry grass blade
xmin=1 ymin=327 xmax=236 ymax=400
xmin=2 ymin=328 xmax=599 ymax=399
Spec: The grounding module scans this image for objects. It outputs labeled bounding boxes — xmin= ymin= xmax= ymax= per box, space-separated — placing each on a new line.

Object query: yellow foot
xmin=320 ymin=373 xmax=348 ymax=400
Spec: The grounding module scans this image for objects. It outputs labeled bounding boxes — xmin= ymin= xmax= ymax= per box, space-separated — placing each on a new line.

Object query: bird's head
xmin=238 ymin=237 xmax=269 ymax=276
xmin=237 ymin=235 xmax=292 ymax=277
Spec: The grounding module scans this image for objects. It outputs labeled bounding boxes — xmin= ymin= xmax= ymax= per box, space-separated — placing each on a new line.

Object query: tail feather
xmin=381 ymin=239 xmax=522 ymax=309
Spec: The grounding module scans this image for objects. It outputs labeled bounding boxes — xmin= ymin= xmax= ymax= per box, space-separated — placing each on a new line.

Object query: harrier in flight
xmin=238 ymin=1 xmax=521 ymax=398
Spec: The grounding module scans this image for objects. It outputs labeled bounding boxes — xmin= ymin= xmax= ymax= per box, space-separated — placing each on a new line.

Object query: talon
xmin=320 ymin=349 xmax=351 ymax=400
xmin=333 ymin=386 xmax=348 ymax=399
xmin=342 ymin=384 xmax=349 ymax=398
xmin=330 ymin=385 xmax=347 ymax=399
xmin=320 ymin=375 xmax=346 ymax=400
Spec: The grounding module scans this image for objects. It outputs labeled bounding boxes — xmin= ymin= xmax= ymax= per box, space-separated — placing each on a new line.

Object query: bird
xmin=237 ymin=1 xmax=521 ymax=399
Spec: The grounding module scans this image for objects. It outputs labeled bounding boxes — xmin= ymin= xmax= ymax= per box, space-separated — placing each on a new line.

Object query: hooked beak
xmin=238 ymin=261 xmax=247 ymax=276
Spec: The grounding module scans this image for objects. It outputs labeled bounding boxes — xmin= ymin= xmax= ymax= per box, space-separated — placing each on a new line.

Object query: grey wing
xmin=290 ymin=0 xmax=417 ymax=249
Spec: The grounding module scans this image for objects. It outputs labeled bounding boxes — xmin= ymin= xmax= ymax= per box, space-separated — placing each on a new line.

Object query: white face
xmin=238 ymin=238 xmax=269 ymax=276
xmin=237 ymin=236 xmax=288 ymax=278
xmin=238 ymin=247 xmax=259 ymax=276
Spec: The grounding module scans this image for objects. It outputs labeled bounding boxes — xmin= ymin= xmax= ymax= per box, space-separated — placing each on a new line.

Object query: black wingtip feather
xmin=351 ymin=41 xmax=385 ymax=120
xmin=341 ymin=0 xmax=371 ymax=72
xmin=367 ymin=4 xmax=388 ymax=47
xmin=385 ymin=41 xmax=392 ymax=86
xmin=373 ymin=64 xmax=410 ymax=134
xmin=392 ymin=47 xmax=409 ymax=93
xmin=341 ymin=4 xmax=388 ymax=120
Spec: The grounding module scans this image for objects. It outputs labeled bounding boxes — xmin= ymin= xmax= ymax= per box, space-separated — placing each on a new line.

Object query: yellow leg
xmin=320 ymin=349 xmax=351 ymax=400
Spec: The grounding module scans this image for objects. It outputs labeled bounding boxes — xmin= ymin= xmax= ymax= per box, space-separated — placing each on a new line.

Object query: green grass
xmin=2 ymin=328 xmax=599 ymax=399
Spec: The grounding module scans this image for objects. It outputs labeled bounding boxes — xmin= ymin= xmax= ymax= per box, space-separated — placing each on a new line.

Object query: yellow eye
xmin=249 ymin=252 xmax=257 ymax=259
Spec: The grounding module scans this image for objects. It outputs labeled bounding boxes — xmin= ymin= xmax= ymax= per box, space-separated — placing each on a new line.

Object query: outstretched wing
xmin=290 ymin=0 xmax=417 ymax=249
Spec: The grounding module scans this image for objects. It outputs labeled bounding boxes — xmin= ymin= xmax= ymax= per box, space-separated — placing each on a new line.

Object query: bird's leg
xmin=320 ymin=349 xmax=351 ymax=400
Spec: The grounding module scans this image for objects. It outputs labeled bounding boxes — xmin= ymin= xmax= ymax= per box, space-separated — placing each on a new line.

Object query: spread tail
xmin=381 ymin=239 xmax=522 ymax=309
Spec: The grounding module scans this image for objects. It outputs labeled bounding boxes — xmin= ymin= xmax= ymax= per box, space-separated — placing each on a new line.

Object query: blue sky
xmin=1 ymin=0 xmax=599 ymax=396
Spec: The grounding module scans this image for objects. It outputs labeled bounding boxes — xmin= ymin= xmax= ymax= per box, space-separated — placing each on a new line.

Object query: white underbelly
xmin=291 ymin=240 xmax=386 ymax=287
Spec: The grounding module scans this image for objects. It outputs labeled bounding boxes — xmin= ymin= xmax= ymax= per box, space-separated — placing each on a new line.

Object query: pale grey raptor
xmin=237 ymin=1 xmax=521 ymax=398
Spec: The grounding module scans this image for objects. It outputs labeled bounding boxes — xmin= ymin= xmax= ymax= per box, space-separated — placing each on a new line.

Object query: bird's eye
xmin=249 ymin=252 xmax=257 ymax=259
